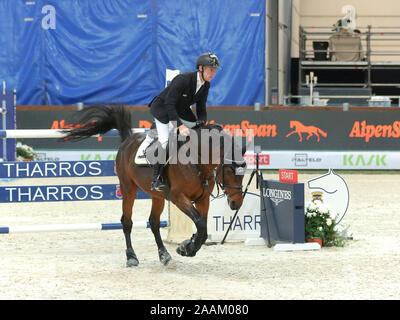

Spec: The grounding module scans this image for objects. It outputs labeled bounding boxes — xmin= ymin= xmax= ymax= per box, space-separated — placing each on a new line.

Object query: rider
xmin=146 ymin=52 xmax=221 ymax=191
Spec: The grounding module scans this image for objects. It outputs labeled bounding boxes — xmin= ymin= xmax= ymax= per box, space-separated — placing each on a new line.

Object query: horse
xmin=286 ymin=120 xmax=327 ymax=142
xmin=61 ymin=105 xmax=247 ymax=267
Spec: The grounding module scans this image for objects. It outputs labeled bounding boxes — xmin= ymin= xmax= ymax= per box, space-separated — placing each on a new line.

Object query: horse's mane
xmin=187 ymin=122 xmax=224 ymax=134
xmin=176 ymin=122 xmax=224 ymax=145
xmin=174 ymin=122 xmax=246 ymax=166
xmin=198 ymin=123 xmax=224 ymax=132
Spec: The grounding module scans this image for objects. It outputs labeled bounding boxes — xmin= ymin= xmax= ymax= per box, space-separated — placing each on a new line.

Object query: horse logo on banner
xmin=286 ymin=120 xmax=328 ymax=142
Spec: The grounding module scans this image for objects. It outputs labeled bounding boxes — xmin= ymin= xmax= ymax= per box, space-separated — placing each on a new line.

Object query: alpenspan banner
xmin=16 ymin=110 xmax=400 ymax=151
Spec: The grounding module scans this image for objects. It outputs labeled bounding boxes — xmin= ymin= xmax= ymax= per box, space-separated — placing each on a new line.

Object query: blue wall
xmin=0 ymin=0 xmax=265 ymax=106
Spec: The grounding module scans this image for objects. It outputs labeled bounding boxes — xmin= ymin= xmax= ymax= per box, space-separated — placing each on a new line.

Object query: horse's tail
xmin=60 ymin=105 xmax=132 ymax=142
xmin=317 ymin=127 xmax=328 ymax=137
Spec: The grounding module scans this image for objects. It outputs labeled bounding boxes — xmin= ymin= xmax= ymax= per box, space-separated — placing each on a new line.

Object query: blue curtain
xmin=0 ymin=0 xmax=265 ymax=106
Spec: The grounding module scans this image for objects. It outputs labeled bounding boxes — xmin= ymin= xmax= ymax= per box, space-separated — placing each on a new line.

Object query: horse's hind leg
xmin=149 ymin=198 xmax=171 ymax=266
xmin=120 ymin=182 xmax=139 ymax=267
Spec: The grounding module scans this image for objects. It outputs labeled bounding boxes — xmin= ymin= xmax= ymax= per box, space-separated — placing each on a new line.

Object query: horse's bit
xmin=193 ymin=159 xmax=245 ymax=204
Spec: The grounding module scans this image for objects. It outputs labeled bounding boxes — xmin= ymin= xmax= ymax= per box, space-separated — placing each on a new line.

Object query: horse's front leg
xmin=176 ymin=215 xmax=207 ymax=257
xmin=173 ymin=196 xmax=208 ymax=257
xmin=297 ymin=131 xmax=303 ymax=142
xmin=194 ymin=194 xmax=210 ymax=219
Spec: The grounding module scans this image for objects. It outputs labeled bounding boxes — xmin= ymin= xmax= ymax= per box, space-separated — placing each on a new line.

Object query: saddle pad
xmin=134 ymin=140 xmax=151 ymax=165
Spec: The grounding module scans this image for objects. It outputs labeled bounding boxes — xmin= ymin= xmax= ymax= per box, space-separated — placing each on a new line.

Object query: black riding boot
xmin=151 ymin=163 xmax=167 ymax=191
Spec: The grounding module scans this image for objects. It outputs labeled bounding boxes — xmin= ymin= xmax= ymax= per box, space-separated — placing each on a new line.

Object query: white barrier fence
xmin=0 ymin=221 xmax=168 ymax=234
xmin=0 ymin=127 xmax=165 ymax=235
xmin=0 ymin=128 xmax=147 ymax=139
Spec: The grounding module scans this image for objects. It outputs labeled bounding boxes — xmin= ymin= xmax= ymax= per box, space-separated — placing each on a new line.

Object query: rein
xmin=186 ymin=123 xmax=245 ymax=203
xmin=216 ymin=163 xmax=244 ymax=198
xmin=192 ymin=164 xmax=223 ymax=204
xmin=192 ymin=161 xmax=244 ymax=204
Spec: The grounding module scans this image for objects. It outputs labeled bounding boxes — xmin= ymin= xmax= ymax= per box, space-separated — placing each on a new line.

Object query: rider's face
xmin=200 ymin=66 xmax=217 ymax=82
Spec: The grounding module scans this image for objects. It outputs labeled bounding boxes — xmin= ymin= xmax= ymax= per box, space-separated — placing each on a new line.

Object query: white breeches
xmin=141 ymin=118 xmax=196 ymax=153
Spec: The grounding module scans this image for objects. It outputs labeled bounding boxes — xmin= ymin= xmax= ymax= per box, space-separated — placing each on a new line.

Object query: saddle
xmin=134 ymin=121 xmax=190 ymax=166
xmin=134 ymin=131 xmax=171 ymax=198
xmin=134 ymin=138 xmax=159 ymax=166
xmin=134 ymin=127 xmax=172 ymax=167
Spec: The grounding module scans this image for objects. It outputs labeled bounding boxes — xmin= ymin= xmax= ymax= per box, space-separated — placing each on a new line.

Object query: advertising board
xmin=17 ymin=109 xmax=400 ymax=151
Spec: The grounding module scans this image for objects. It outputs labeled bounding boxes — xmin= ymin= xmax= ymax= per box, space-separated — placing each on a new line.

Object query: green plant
xmin=305 ymin=200 xmax=349 ymax=247
xmin=16 ymin=142 xmax=36 ymax=161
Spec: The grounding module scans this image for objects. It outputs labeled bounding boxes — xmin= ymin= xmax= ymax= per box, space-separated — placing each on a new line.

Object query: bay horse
xmin=61 ymin=105 xmax=246 ymax=267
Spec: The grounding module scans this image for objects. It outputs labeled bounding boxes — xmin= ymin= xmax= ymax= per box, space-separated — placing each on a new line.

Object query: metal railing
xmin=299 ymin=25 xmax=400 ymax=88
xmin=295 ymin=25 xmax=400 ymax=106
xmin=284 ymin=94 xmax=400 ymax=107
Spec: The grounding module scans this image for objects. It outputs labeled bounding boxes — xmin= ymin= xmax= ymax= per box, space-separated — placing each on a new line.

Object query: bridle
xmin=215 ymin=160 xmax=246 ymax=199
xmin=193 ymin=158 xmax=245 ymax=204
xmin=188 ymin=123 xmax=246 ymax=203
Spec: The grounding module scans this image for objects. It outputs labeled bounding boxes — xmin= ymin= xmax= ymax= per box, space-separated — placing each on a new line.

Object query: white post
xmin=306 ymin=72 xmax=318 ymax=106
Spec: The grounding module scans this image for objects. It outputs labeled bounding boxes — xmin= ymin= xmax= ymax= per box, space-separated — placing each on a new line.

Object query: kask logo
xmin=286 ymin=120 xmax=327 ymax=142
xmin=344 ymin=154 xmax=387 ymax=167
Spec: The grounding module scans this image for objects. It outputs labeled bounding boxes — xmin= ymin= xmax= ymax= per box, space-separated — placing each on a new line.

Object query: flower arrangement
xmin=305 ymin=200 xmax=348 ymax=247
xmin=16 ymin=142 xmax=36 ymax=161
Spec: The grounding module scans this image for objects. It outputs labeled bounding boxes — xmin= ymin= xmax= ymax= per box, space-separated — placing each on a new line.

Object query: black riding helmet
xmin=196 ymin=52 xmax=221 ymax=70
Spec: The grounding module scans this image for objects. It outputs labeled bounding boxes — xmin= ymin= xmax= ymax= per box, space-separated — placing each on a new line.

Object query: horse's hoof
xmin=176 ymin=239 xmax=190 ymax=256
xmin=176 ymin=246 xmax=186 ymax=256
xmin=160 ymin=251 xmax=172 ymax=266
xmin=126 ymin=257 xmax=139 ymax=267
xmin=176 ymin=240 xmax=196 ymax=257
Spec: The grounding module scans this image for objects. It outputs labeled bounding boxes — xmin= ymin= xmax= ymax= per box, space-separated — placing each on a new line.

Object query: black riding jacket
xmin=149 ymin=71 xmax=210 ymax=127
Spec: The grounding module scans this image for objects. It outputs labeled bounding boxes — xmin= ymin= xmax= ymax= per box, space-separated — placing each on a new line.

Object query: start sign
xmin=279 ymin=169 xmax=298 ymax=183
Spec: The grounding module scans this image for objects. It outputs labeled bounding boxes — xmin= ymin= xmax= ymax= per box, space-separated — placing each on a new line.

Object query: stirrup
xmin=151 ymin=177 xmax=166 ymax=191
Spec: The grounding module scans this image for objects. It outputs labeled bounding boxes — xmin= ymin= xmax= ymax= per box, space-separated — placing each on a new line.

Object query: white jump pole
xmin=0 ymin=220 xmax=168 ymax=234
xmin=0 ymin=128 xmax=148 ymax=139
